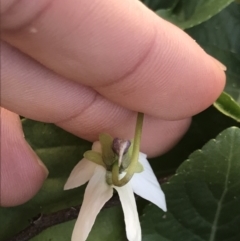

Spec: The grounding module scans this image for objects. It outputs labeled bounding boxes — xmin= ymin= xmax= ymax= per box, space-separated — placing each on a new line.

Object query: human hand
xmin=1 ymin=0 xmax=225 ymax=207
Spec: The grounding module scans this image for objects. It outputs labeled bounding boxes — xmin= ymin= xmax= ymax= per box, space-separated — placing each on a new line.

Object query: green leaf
xmin=150 ymin=105 xmax=240 ymax=177
xmin=214 ymin=92 xmax=240 ymax=122
xmin=29 ymin=207 xmax=126 ymax=241
xmin=156 ymin=0 xmax=234 ymax=29
xmin=142 ymin=127 xmax=240 ymax=241
xmin=186 ymin=2 xmax=240 ymax=102
xmin=0 ymin=120 xmax=91 ymax=240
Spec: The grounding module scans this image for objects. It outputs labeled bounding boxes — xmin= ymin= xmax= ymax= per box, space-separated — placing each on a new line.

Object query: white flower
xmin=64 ymin=141 xmax=166 ymax=241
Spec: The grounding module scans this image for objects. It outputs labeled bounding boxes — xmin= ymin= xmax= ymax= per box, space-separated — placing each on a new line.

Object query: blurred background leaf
xmin=186 ymin=2 xmax=240 ymax=103
xmin=149 ymin=0 xmax=234 ymax=29
xmin=29 ymin=207 xmax=126 ymax=241
xmin=141 ymin=0 xmax=179 ymax=11
xmin=150 ymin=105 xmax=240 ymax=177
xmin=142 ymin=127 xmax=240 ymax=241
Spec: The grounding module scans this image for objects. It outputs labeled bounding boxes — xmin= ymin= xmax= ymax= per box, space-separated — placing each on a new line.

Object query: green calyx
xmin=83 ymin=112 xmax=145 ymax=187
xmin=112 ymin=112 xmax=144 ymax=187
xmin=83 ymin=133 xmax=118 ymax=170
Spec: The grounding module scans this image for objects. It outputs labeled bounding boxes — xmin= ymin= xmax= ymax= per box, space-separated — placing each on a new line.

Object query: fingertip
xmin=195 ymin=53 xmax=226 ymax=112
xmin=209 ymin=55 xmax=227 ymax=72
xmin=1 ymin=108 xmax=48 ymax=207
xmin=1 ymin=148 xmax=48 ymax=207
xmin=208 ymin=55 xmax=226 ymax=93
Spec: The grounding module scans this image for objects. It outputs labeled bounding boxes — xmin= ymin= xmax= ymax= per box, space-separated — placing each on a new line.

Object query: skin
xmin=0 ymin=0 xmax=225 ymax=207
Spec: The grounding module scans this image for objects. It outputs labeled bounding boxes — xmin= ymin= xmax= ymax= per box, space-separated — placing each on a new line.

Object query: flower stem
xmin=112 ymin=112 xmax=144 ymax=186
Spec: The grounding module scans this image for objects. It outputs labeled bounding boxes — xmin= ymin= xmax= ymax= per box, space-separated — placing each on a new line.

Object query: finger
xmin=0 ymin=108 xmax=48 ymax=207
xmin=1 ymin=0 xmax=225 ymax=120
xmin=1 ymin=42 xmax=190 ymax=157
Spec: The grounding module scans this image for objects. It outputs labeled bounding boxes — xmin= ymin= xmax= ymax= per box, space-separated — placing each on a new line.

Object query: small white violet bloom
xmin=64 ymin=141 xmax=166 ymax=241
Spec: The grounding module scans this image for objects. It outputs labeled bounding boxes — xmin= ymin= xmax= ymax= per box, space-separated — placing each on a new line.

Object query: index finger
xmin=1 ymin=0 xmax=225 ymax=119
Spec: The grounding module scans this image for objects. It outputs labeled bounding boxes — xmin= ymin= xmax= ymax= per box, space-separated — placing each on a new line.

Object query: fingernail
xmin=36 ymin=157 xmax=49 ymax=178
xmin=26 ymin=141 xmax=49 ymax=178
xmin=209 ymin=55 xmax=227 ymax=71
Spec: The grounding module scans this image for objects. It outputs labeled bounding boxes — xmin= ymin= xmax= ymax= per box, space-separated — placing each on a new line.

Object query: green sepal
xmin=127 ymin=139 xmax=134 ymax=156
xmin=121 ymin=139 xmax=143 ymax=173
xmin=120 ymin=160 xmax=143 ymax=174
xmin=121 ymin=139 xmax=134 ymax=170
xmin=135 ymin=162 xmax=144 ymax=173
xmin=84 ymin=150 xmax=106 ymax=168
xmin=99 ymin=133 xmax=116 ymax=167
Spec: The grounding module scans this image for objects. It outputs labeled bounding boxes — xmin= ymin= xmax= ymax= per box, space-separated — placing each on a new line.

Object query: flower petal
xmin=130 ymin=153 xmax=167 ymax=212
xmin=64 ymin=159 xmax=96 ymax=190
xmin=72 ymin=165 xmax=113 ymax=241
xmin=114 ymin=184 xmax=141 ymax=241
xmin=64 ymin=141 xmax=102 ymax=190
